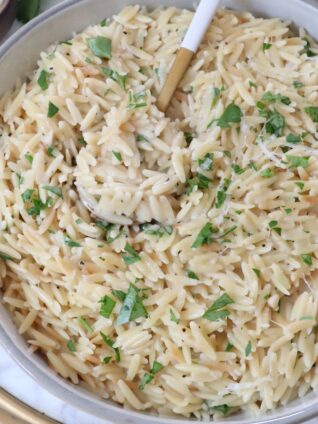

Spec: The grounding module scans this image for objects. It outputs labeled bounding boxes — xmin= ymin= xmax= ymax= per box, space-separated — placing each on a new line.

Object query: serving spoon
xmin=77 ymin=0 xmax=220 ymax=224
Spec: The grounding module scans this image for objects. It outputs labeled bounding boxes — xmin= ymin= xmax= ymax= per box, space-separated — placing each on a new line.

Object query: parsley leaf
xmin=286 ymin=133 xmax=301 ymax=144
xmin=139 ymin=361 xmax=164 ymax=390
xmin=286 ymin=155 xmax=310 ymax=169
xmin=143 ymin=224 xmax=173 ymax=238
xmin=37 ymin=70 xmax=50 ymax=91
xmin=295 ymin=182 xmax=304 ymax=190
xmin=184 ymin=132 xmax=194 ymax=145
xmin=122 ymin=243 xmax=141 ymax=265
xmin=252 ymin=268 xmax=260 ymax=278
xmin=305 ymin=106 xmax=318 ymax=122
xmin=116 ymin=284 xmax=148 ymax=325
xmin=293 ymin=81 xmax=304 ymax=89
xmin=231 ymin=163 xmax=245 ymax=175
xmin=303 ymin=38 xmax=317 ymax=57
xmin=263 ymin=42 xmax=272 ymax=51
xmin=103 ymin=356 xmax=112 ymax=364
xmin=111 ymin=289 xmax=126 ymax=302
xmin=191 ymin=223 xmax=217 ymax=248
xmin=215 ymin=178 xmax=231 ymax=208
xmin=136 ymin=134 xmax=149 ymax=143
xmin=48 ymin=102 xmax=59 ymax=118
xmin=211 ymin=87 xmax=223 ymax=107
xmin=217 ymin=103 xmax=243 ymax=129
xmin=67 ymin=339 xmax=76 ymax=352
xmin=112 ymin=150 xmax=122 ymax=162
xmin=261 ymin=91 xmax=291 ymax=106
xmin=260 ymin=168 xmax=274 ymax=178
xmin=64 ymin=235 xmax=81 ymax=247
xmin=99 ymin=295 xmax=116 ymax=318
xmin=87 ymin=36 xmax=112 ymax=58
xmin=100 ymin=331 xmax=120 ymax=362
xmin=225 ymin=342 xmax=233 ymax=352
xmin=198 ymin=153 xmax=213 ymax=171
xmin=101 ymin=67 xmax=127 ymax=90
xmin=127 ymin=91 xmax=147 ymax=110
xmin=47 ymin=145 xmax=56 ymax=157
xmin=203 ymin=293 xmax=234 ymax=322
xmin=43 ymin=185 xmax=63 ymax=198
xmin=245 ymin=340 xmax=252 ymax=357
xmin=186 ymin=173 xmax=212 ymax=194
xmin=211 ymin=404 xmax=230 ymax=416
xmin=78 ymin=316 xmax=93 ymax=333
xmin=187 ymin=270 xmax=199 ymax=280
xmin=301 ymin=254 xmax=313 ymax=266
xmin=169 ymin=309 xmax=179 ymax=324
xmin=25 ymin=153 xmax=33 ymax=164
xmin=265 ymin=110 xmax=285 ymax=136
xmin=268 ymin=220 xmax=281 ymax=235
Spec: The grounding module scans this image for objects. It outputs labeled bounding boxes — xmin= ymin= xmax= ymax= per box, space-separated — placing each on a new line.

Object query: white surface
xmin=181 ymin=0 xmax=220 ymax=51
xmin=1 ymin=2 xmax=110 ymax=423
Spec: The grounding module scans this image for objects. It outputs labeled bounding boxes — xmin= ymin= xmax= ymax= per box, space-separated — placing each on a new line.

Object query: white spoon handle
xmin=181 ymin=0 xmax=220 ymax=52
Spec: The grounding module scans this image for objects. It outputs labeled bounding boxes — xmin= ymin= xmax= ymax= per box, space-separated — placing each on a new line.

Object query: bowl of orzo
xmin=2 ymin=0 xmax=318 ymax=423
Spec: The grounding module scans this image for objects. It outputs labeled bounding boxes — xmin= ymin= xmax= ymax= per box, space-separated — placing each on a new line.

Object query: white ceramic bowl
xmin=1 ymin=0 xmax=318 ymax=422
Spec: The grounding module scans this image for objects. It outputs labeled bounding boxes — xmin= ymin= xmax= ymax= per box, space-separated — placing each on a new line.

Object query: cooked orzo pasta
xmin=1 ymin=4 xmax=318 ymax=420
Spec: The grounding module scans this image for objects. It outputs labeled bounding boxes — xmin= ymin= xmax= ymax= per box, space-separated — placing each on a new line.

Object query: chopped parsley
xmin=265 ymin=110 xmax=285 ymax=136
xmin=286 ymin=155 xmax=310 ymax=169
xmin=217 ymin=103 xmax=243 ymax=129
xmin=169 ymin=309 xmax=180 ymax=324
xmin=186 ymin=173 xmax=212 ymax=194
xmin=211 ymin=87 xmax=223 ymax=108
xmin=303 ymin=38 xmax=317 ymax=57
xmin=268 ymin=220 xmax=282 ymax=235
xmin=248 ymin=161 xmax=257 ymax=171
xmin=231 ymin=163 xmax=245 ymax=175
xmin=260 ymin=168 xmax=274 ymax=178
xmin=184 ymin=132 xmax=194 ymax=145
xmin=143 ymin=224 xmax=173 ymax=238
xmin=295 ymin=182 xmax=305 ymax=191
xmin=136 ymin=134 xmax=149 ymax=143
xmin=249 ymin=80 xmax=257 ymax=88
xmin=78 ymin=316 xmax=93 ymax=333
xmin=198 ymin=153 xmax=213 ymax=171
xmin=225 ymin=342 xmax=233 ymax=352
xmin=116 ymin=284 xmax=148 ymax=325
xmin=301 ymin=254 xmax=313 ymax=266
xmin=286 ymin=133 xmax=301 ymax=144
xmin=99 ymin=295 xmax=116 ymax=318
xmin=203 ymin=293 xmax=234 ymax=322
xmin=100 ymin=331 xmax=120 ymax=362
xmin=127 ymin=91 xmax=147 ymax=110
xmin=211 ymin=404 xmax=230 ymax=416
xmin=187 ymin=270 xmax=199 ymax=280
xmin=87 ymin=36 xmax=112 ymax=58
xmin=37 ymin=70 xmax=50 ymax=91
xmin=284 ymin=208 xmax=292 ymax=214
xmin=25 ymin=153 xmax=33 ymax=164
xmin=47 ymin=145 xmax=56 ymax=157
xmin=67 ymin=339 xmax=76 ymax=352
xmin=112 ymin=151 xmax=122 ymax=162
xmin=21 ymin=189 xmax=53 ymax=217
xmin=47 ymin=102 xmax=59 ymax=118
xmin=111 ymin=289 xmax=126 ymax=302
xmin=252 ymin=268 xmax=260 ymax=278
xmin=64 ymin=235 xmax=81 ymax=247
xmin=245 ymin=340 xmax=252 ymax=357
xmin=305 ymin=106 xmax=318 ymax=122
xmin=215 ymin=178 xmax=231 ymax=208
xmin=262 ymin=42 xmax=272 ymax=51
xmin=100 ymin=18 xmax=108 ymax=27
xmin=293 ymin=81 xmax=304 ymax=89
xmin=122 ymin=243 xmax=141 ymax=265
xmin=103 ymin=356 xmax=112 ymax=364
xmin=101 ymin=67 xmax=127 ymax=90
xmin=43 ymin=185 xmax=63 ymax=198
xmin=139 ymin=361 xmax=164 ymax=390
xmin=191 ymin=223 xmax=217 ymax=248
xmin=261 ymin=91 xmax=291 ymax=106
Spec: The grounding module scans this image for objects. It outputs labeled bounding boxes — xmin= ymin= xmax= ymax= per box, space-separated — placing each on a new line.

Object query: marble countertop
xmin=0 ymin=1 xmax=318 ymax=423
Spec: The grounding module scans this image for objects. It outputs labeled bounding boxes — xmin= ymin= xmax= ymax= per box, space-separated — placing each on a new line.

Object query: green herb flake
xmin=231 ymin=163 xmax=245 ymax=175
xmin=284 ymin=208 xmax=292 ymax=214
xmin=37 ymin=70 xmax=50 ymax=91
xmin=225 ymin=342 xmax=233 ymax=352
xmin=47 ymin=101 xmax=59 ymax=118
xmin=21 ymin=189 xmax=35 ymax=203
xmin=25 ymin=154 xmax=33 ymax=164
xmin=198 ymin=153 xmax=213 ymax=171
xmin=260 ymin=168 xmax=274 ymax=178
xmin=122 ymin=243 xmax=141 ymax=265
xmin=261 ymin=91 xmax=291 ymax=106
xmin=143 ymin=225 xmax=173 ymax=238
xmin=87 ymin=36 xmax=112 ymax=59
xmin=245 ymin=340 xmax=252 ymax=357
xmin=64 ymin=235 xmax=81 ymax=247
xmin=112 ymin=150 xmax=122 ymax=162
xmin=78 ymin=136 xmax=87 ymax=146
xmin=211 ymin=404 xmax=230 ymax=416
xmin=99 ymin=295 xmax=116 ymax=318
xmin=303 ymin=38 xmax=317 ymax=57
xmin=100 ymin=18 xmax=108 ymax=27
xmin=295 ymin=182 xmax=305 ymax=191
xmin=16 ymin=173 xmax=24 ymax=186
xmin=191 ymin=223 xmax=217 ymax=249
xmin=186 ymin=173 xmax=212 ymax=194
xmin=301 ymin=253 xmax=313 ymax=266
xmin=211 ymin=87 xmax=223 ymax=108
xmin=111 ymin=289 xmax=126 ymax=302
xmin=47 ymin=145 xmax=56 ymax=157
xmin=101 ymin=67 xmax=127 ymax=90
xmin=286 ymin=133 xmax=301 ymax=144
xmin=127 ymin=91 xmax=147 ymax=110
xmin=184 ymin=132 xmax=194 ymax=145
xmin=67 ymin=339 xmax=76 ymax=352
xmin=43 ymin=185 xmax=63 ymax=198
xmin=100 ymin=331 xmax=120 ymax=362
xmin=286 ymin=155 xmax=310 ymax=169
xmin=116 ymin=284 xmax=148 ymax=325
xmin=265 ymin=110 xmax=285 ymax=136
xmin=16 ymin=0 xmax=41 ymax=23
xmin=169 ymin=309 xmax=180 ymax=324
xmin=263 ymin=42 xmax=272 ymax=51
xmin=187 ymin=270 xmax=199 ymax=280
xmin=139 ymin=361 xmax=163 ymax=390
xmin=293 ymin=81 xmax=304 ymax=89
xmin=203 ymin=293 xmax=234 ymax=322
xmin=252 ymin=268 xmax=260 ymax=278
xmin=78 ymin=316 xmax=93 ymax=333
xmin=102 ymin=356 xmax=112 ymax=364
xmin=136 ymin=134 xmax=149 ymax=143
xmin=217 ymin=103 xmax=243 ymax=129
xmin=305 ymin=106 xmax=318 ymax=123
xmin=0 ymin=253 xmax=13 ymax=261
xmin=249 ymin=80 xmax=257 ymax=88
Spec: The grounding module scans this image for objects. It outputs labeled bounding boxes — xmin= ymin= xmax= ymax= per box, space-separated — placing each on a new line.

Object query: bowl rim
xmin=1 ymin=0 xmax=318 ymax=423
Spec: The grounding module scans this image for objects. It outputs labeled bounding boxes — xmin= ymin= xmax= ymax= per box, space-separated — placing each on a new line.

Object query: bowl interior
xmin=1 ymin=0 xmax=318 ymax=423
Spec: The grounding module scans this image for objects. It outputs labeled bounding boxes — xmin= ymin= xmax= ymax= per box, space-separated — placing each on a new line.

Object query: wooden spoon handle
xmin=157 ymin=0 xmax=220 ymax=112
xmin=157 ymin=47 xmax=193 ymax=112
